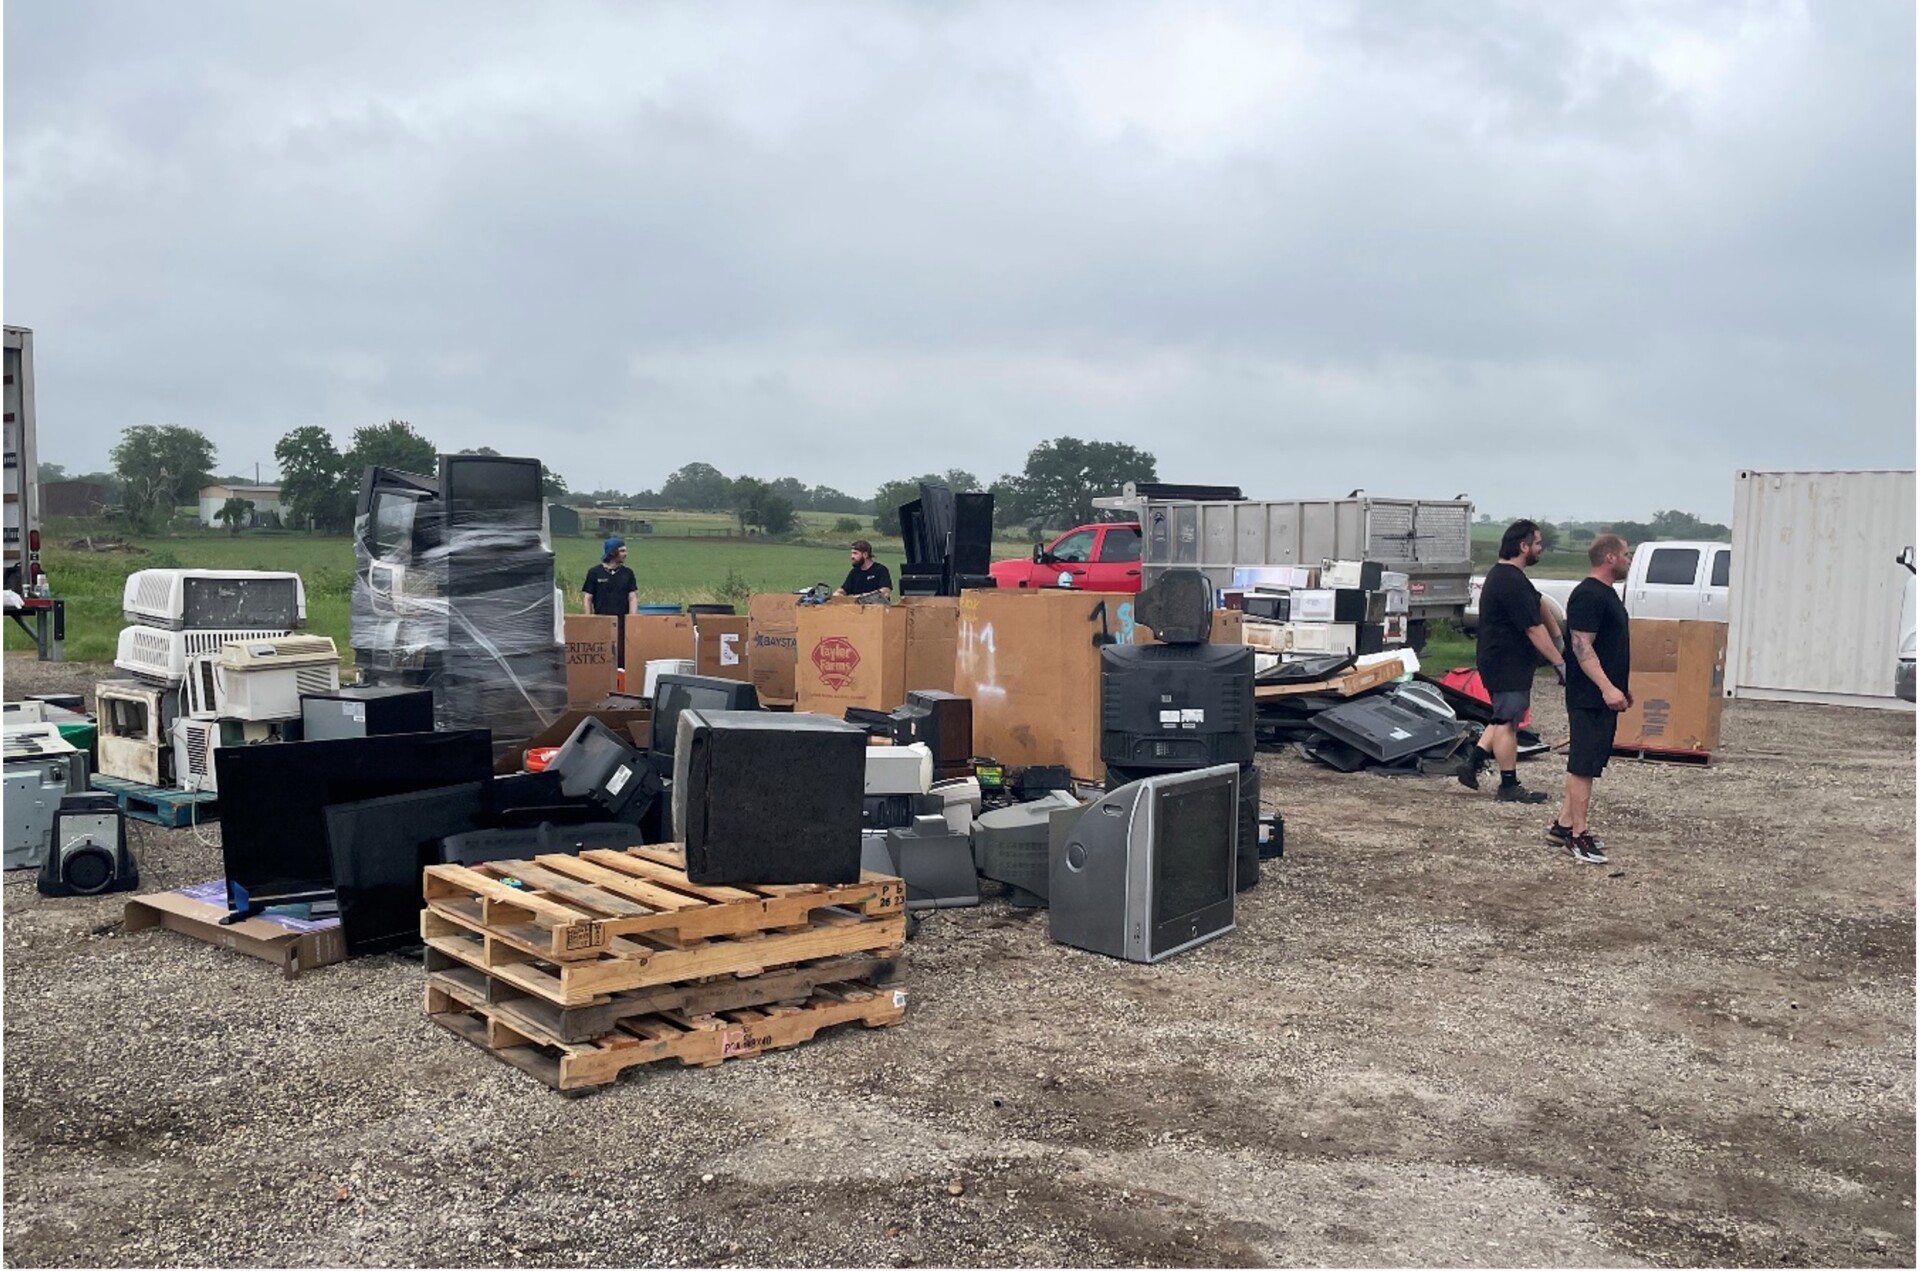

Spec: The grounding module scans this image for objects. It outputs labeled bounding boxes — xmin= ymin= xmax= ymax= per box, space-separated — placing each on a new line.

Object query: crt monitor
xmin=1099 ymin=642 xmax=1256 ymax=770
xmin=1049 ymin=764 xmax=1238 ymax=964
xmin=438 ymin=454 xmax=544 ymax=533
xmin=650 ymin=674 xmax=759 ymax=764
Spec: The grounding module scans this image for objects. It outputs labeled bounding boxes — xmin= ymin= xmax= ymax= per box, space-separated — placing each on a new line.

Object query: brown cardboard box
xmin=796 ymin=602 xmax=908 ymax=714
xmin=563 ymin=615 xmax=621 ymax=705
xmin=623 ymin=613 xmax=695 ymax=677
xmin=748 ymin=593 xmax=802 ymax=704
xmin=694 ymin=614 xmax=752 ymax=683
xmin=1618 ymin=618 xmax=1727 ymax=754
xmin=1134 ymin=608 xmax=1244 ymax=646
xmin=902 ymin=596 xmax=960 ymax=694
xmin=955 ymin=589 xmax=1132 ymax=780
xmin=125 ymin=881 xmax=346 ymax=979
xmin=495 ymin=701 xmax=652 ymax=773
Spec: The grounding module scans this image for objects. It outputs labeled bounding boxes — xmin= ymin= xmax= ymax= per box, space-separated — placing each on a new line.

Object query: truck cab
xmin=989 ymin=522 xmax=1144 ymax=591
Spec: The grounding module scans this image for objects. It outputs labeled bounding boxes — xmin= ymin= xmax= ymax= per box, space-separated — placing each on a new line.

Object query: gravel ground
xmin=3 ymin=653 xmax=1913 ymax=1267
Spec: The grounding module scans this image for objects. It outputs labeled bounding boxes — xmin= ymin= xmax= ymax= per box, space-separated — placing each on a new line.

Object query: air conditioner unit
xmin=183 ymin=656 xmax=219 ymax=719
xmin=116 ymin=626 xmax=294 ymax=685
xmin=211 ymin=635 xmax=342 ymax=721
xmin=96 ymin=679 xmax=178 ymax=786
xmin=122 ymin=569 xmax=307 ymax=631
xmin=171 ymin=717 xmax=286 ymax=793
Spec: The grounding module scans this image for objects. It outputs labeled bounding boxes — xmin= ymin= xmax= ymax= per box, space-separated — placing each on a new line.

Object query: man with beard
xmin=1549 ymin=534 xmax=1634 ymax=864
xmin=1459 ymin=519 xmax=1567 ymax=803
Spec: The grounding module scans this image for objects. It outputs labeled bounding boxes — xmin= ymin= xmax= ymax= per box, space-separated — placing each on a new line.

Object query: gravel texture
xmin=3 ymin=654 xmax=1913 ymax=1267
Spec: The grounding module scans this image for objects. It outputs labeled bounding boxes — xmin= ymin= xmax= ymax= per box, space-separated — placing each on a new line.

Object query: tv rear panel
xmin=1100 ymin=642 xmax=1256 ymax=769
xmin=1310 ymin=698 xmax=1459 ymax=764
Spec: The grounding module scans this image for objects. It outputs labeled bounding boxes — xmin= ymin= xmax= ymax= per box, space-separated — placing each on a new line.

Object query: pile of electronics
xmin=351 ymin=453 xmax=568 ymax=767
xmin=3 ymin=697 xmax=136 ymax=898
xmin=1230 ymin=558 xmax=1411 ymax=660
xmin=100 ymin=567 xmax=320 ymax=791
xmin=898 ymin=481 xmax=998 ymax=597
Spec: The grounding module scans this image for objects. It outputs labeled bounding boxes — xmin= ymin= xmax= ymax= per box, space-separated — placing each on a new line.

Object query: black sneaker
xmin=1456 ymin=752 xmax=1486 ymax=791
xmin=1568 ymin=834 xmax=1608 ymax=865
xmin=1495 ymin=783 xmax=1549 ymax=804
xmin=1547 ymin=821 xmax=1606 ymax=851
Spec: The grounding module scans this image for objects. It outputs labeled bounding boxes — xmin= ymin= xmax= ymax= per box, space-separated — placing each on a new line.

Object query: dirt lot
xmin=3 ymin=653 xmax=1913 ymax=1267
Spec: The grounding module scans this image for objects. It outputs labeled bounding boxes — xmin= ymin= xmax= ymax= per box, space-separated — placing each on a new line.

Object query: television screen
xmin=324 ymin=782 xmax=488 ymax=957
xmin=439 ymin=455 xmax=543 ymax=531
xmin=650 ymin=674 xmax=759 ymax=761
xmin=216 ymin=729 xmax=495 ymax=914
xmin=1151 ymin=778 xmax=1234 ymax=931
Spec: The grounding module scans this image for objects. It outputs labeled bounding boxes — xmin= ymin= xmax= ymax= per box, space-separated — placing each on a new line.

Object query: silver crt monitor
xmin=1049 ymin=763 xmax=1238 ymax=964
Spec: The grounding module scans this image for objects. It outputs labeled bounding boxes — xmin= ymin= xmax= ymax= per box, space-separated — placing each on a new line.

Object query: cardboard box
xmin=1134 ymin=609 xmax=1244 ymax=646
xmin=563 ymin=615 xmax=621 ymax=705
xmin=902 ymin=597 xmax=960 ymax=694
xmin=748 ymin=593 xmax=802 ymax=705
xmin=623 ymin=613 xmax=695 ymax=678
xmin=495 ymin=700 xmax=652 ymax=772
xmin=1618 ymin=619 xmax=1727 ymax=754
xmin=796 ymin=602 xmax=909 ymax=715
xmin=955 ymin=589 xmax=1132 ymax=781
xmin=694 ymin=614 xmax=752 ymax=683
xmin=125 ymin=881 xmax=346 ymax=979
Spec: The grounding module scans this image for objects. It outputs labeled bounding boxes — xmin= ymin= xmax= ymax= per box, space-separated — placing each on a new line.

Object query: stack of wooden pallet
xmin=421 ymin=844 xmax=908 ymax=1092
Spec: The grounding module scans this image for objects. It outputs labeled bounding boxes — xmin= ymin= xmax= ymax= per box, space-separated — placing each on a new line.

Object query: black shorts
xmin=1487 ymin=688 xmax=1531 ymax=725
xmin=1567 ymin=707 xmax=1618 ymax=778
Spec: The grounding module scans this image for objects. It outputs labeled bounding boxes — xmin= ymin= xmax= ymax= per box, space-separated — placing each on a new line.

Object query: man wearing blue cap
xmin=581 ymin=538 xmax=638 ymax=616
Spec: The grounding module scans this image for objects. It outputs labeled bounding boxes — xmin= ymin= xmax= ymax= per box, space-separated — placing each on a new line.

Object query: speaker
xmin=1135 ymin=568 xmax=1214 ymax=644
xmin=900 ymin=690 xmax=973 ymax=779
xmin=952 ymin=492 xmax=995 ymax=578
xmin=673 ymin=710 xmax=869 ymax=885
xmin=38 ymin=793 xmax=138 ymax=898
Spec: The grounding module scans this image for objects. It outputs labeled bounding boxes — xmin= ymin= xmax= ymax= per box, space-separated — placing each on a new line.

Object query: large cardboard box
xmin=563 ymin=615 xmax=621 ymax=705
xmin=902 ymin=597 xmax=960 ymax=694
xmin=1618 ymin=618 xmax=1727 ymax=754
xmin=1134 ymin=608 xmax=1244 ymax=646
xmin=623 ymin=613 xmax=696 ymax=678
xmin=748 ymin=593 xmax=802 ymax=705
xmin=796 ymin=602 xmax=909 ymax=715
xmin=955 ymin=589 xmax=1132 ymax=781
xmin=496 ymin=701 xmax=652 ymax=773
xmin=125 ymin=881 xmax=346 ymax=979
xmin=694 ymin=614 xmax=752 ymax=683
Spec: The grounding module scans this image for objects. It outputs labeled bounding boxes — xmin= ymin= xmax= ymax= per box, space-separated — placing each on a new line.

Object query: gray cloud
xmin=6 ymin=0 xmax=1912 ymax=521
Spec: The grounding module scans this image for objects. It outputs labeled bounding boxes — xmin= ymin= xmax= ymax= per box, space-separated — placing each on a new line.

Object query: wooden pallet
xmin=1254 ymin=657 xmax=1404 ymax=700
xmin=420 ymin=845 xmax=906 ymax=1007
xmin=1610 ymin=745 xmax=1713 ymax=766
xmin=427 ymin=974 xmax=908 ymax=1092
xmin=423 ymin=947 xmax=901 ymax=1043
xmin=89 ymin=774 xmax=219 ymax=828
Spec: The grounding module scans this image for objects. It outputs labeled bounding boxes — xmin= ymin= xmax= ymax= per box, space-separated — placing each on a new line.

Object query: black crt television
xmin=323 ymin=782 xmax=489 ymax=956
xmin=671 ymin=709 xmax=867 ymax=885
xmin=649 ymin=674 xmax=760 ymax=772
xmin=1049 ymin=764 xmax=1238 ymax=963
xmin=438 ymin=454 xmax=545 ymax=535
xmin=545 ymin=716 xmax=661 ymax=824
xmin=1100 ymin=642 xmax=1256 ymax=769
xmin=215 ymin=729 xmax=495 ymax=915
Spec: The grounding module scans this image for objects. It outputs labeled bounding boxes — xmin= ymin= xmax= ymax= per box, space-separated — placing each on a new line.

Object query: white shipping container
xmin=1726 ymin=469 xmax=1917 ymax=710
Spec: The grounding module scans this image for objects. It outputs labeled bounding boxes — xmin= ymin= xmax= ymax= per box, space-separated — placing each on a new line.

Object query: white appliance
xmin=115 ymin=625 xmax=293 ymax=685
xmin=122 ymin=568 xmax=307 ymax=630
xmin=1288 ymin=622 xmax=1359 ymax=655
xmin=1289 ymin=590 xmax=1338 ymax=624
xmin=96 ymin=678 xmax=178 ymax=786
xmin=211 ymin=635 xmax=341 ymax=721
xmin=172 ymin=717 xmax=286 ymax=793
xmin=864 ymin=743 xmax=934 ymax=796
xmin=2 ymin=701 xmax=50 ymax=725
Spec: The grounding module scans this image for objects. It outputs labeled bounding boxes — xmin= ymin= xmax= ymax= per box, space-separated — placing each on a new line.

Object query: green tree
xmin=214 ymin=496 xmax=255 ymax=536
xmin=345 ymin=420 xmax=436 ymax=475
xmin=36 ymin=461 xmax=67 ymax=484
xmin=1525 ymin=519 xmax=1561 ymax=553
xmin=274 ymin=426 xmax=355 ymax=533
xmin=872 ymin=474 xmax=941 ymax=537
xmin=728 ymin=477 xmax=796 ymax=536
xmin=769 ymin=476 xmax=812 ymax=509
xmin=832 ymin=515 xmax=865 ymax=534
xmin=809 ymin=484 xmax=863 ymax=515
xmin=542 ymin=467 xmax=569 ymax=499
xmin=661 ymin=462 xmax=731 ymax=510
xmin=993 ymin=437 xmax=1157 ymax=532
xmin=110 ymin=424 xmax=217 ymax=531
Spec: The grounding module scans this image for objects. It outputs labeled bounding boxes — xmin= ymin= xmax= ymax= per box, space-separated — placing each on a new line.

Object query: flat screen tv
xmin=215 ymin=729 xmax=494 ymax=915
xmin=649 ymin=674 xmax=759 ymax=771
xmin=323 ymin=782 xmax=488 ymax=956
xmin=1049 ymin=763 xmax=1238 ymax=963
xmin=671 ymin=709 xmax=866 ymax=885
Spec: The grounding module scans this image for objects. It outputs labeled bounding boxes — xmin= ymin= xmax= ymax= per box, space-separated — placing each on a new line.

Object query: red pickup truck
xmin=988 ymin=522 xmax=1145 ymax=591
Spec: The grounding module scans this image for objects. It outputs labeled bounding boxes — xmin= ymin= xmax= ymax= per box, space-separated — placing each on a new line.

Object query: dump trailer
xmin=4 ymin=325 xmax=64 ymax=660
xmin=1093 ymin=483 xmax=1475 ymax=640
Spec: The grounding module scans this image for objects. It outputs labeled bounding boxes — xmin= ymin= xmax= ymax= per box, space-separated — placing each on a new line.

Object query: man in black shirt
xmin=1551 ymin=533 xmax=1634 ymax=864
xmin=835 ymin=539 xmax=892 ymax=602
xmin=1459 ymin=520 xmax=1567 ymax=803
xmin=581 ymin=537 xmax=638 ymax=616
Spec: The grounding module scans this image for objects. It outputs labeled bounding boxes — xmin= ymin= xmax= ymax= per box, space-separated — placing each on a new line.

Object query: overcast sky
xmin=5 ymin=0 xmax=1913 ymax=521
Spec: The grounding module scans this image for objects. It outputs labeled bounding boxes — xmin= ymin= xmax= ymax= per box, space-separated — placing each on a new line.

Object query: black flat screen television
xmin=215 ymin=729 xmax=495 ymax=915
xmin=323 ymin=782 xmax=488 ymax=956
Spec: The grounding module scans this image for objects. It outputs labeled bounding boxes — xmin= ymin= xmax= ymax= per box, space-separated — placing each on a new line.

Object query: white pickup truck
xmin=1461 ymin=540 xmax=1731 ymax=634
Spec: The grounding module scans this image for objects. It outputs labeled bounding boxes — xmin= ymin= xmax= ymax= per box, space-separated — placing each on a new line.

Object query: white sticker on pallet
xmin=892 ymin=990 xmax=908 ymax=1009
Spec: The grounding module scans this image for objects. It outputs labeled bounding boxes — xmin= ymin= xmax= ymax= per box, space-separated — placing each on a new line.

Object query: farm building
xmin=197 ymin=483 xmax=288 ymax=528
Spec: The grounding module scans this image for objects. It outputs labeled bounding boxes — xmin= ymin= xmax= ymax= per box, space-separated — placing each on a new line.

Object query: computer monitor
xmin=438 ymin=453 xmax=544 ymax=534
xmin=546 ymin=716 xmax=661 ymax=824
xmin=671 ymin=709 xmax=867 ymax=885
xmin=1099 ymin=642 xmax=1256 ymax=769
xmin=1049 ymin=764 xmax=1238 ymax=963
xmin=971 ymin=792 xmax=1082 ymax=907
xmin=649 ymin=674 xmax=759 ymax=770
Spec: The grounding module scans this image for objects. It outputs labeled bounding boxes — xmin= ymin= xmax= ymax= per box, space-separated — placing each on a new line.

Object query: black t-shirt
xmin=1564 ymin=577 xmax=1630 ymax=710
xmin=582 ymin=562 xmax=637 ymax=615
xmin=1475 ymin=562 xmax=1546 ymax=692
xmin=842 ymin=561 xmax=892 ymax=597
